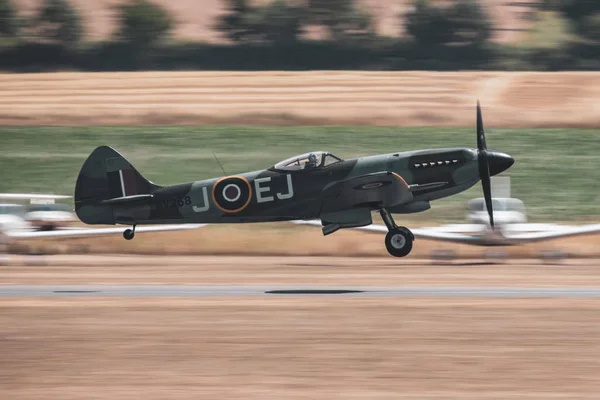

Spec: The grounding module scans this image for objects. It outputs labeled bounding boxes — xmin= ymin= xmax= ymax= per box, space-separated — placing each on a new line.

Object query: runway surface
xmin=5 ymin=285 xmax=600 ymax=297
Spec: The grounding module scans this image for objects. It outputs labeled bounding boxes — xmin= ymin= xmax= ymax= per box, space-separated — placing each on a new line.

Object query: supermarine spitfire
xmin=74 ymin=103 xmax=514 ymax=257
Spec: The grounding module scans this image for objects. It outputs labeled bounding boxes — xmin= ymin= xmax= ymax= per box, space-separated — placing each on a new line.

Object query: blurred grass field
xmin=2 ymin=71 xmax=599 ymax=128
xmin=1 ymin=126 xmax=598 ymax=223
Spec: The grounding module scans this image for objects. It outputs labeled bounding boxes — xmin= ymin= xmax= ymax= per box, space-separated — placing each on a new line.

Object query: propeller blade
xmin=479 ymin=156 xmax=494 ymax=228
xmin=476 ymin=101 xmax=494 ymax=228
xmin=476 ymin=100 xmax=486 ymax=151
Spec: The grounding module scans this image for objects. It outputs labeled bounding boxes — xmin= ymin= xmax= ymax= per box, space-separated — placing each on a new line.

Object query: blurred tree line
xmin=0 ymin=0 xmax=598 ymax=71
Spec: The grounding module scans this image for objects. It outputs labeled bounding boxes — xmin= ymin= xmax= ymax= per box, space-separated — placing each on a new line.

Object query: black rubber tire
xmin=123 ymin=229 xmax=135 ymax=240
xmin=385 ymin=229 xmax=413 ymax=257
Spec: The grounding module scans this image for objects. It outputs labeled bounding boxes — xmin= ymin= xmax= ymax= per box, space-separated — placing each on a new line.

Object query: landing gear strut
xmin=123 ymin=225 xmax=136 ymax=240
xmin=379 ymin=209 xmax=414 ymax=257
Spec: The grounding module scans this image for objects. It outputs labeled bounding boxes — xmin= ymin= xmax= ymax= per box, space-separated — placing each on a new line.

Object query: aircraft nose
xmin=488 ymin=151 xmax=515 ymax=176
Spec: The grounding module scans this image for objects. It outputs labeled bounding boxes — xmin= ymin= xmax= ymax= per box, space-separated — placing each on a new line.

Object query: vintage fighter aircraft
xmin=74 ymin=102 xmax=514 ymax=257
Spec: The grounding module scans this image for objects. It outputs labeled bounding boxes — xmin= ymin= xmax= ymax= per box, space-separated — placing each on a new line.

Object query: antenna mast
xmin=212 ymin=152 xmax=228 ymax=176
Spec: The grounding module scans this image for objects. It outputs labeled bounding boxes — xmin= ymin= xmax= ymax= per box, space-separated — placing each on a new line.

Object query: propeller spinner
xmin=476 ymin=101 xmax=515 ymax=228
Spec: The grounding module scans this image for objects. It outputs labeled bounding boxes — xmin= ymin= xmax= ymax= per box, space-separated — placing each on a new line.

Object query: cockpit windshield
xmin=273 ymin=151 xmax=342 ymax=171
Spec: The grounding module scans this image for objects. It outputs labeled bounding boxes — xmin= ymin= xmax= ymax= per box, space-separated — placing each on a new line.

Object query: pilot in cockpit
xmin=305 ymin=153 xmax=318 ymax=169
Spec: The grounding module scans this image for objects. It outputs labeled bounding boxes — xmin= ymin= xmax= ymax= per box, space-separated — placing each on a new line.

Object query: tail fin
xmin=74 ymin=146 xmax=160 ymax=224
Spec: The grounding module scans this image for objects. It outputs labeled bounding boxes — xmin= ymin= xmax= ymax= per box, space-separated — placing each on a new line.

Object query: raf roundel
xmin=360 ymin=182 xmax=384 ymax=190
xmin=354 ymin=181 xmax=392 ymax=191
xmin=212 ymin=176 xmax=252 ymax=213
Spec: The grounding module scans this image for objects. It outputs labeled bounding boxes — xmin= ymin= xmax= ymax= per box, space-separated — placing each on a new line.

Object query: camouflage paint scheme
xmin=74 ymin=145 xmax=511 ymax=231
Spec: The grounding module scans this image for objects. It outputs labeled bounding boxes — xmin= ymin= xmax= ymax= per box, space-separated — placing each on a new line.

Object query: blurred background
xmin=1 ymin=0 xmax=599 ymax=71
xmin=0 ymin=0 xmax=599 ymax=257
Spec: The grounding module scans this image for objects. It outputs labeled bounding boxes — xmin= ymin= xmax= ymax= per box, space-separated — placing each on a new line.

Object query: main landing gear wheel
xmin=379 ymin=209 xmax=414 ymax=257
xmin=385 ymin=229 xmax=413 ymax=257
xmin=123 ymin=225 xmax=136 ymax=240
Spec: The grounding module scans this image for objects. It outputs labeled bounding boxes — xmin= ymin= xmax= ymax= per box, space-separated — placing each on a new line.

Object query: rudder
xmin=74 ymin=146 xmax=160 ymax=224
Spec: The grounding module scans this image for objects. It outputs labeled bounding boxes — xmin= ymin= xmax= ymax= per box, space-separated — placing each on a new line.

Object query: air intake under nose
xmin=487 ymin=151 xmax=515 ymax=176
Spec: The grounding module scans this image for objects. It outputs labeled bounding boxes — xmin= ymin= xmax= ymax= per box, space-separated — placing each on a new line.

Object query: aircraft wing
xmin=411 ymin=228 xmax=492 ymax=245
xmin=5 ymin=224 xmax=206 ymax=239
xmin=322 ymin=171 xmax=413 ymax=210
xmin=503 ymin=223 xmax=600 ymax=242
xmin=291 ymin=220 xmax=489 ymax=245
xmin=501 ymin=223 xmax=563 ymax=233
xmin=352 ymin=223 xmax=491 ymax=245
xmin=414 ymin=224 xmax=486 ymax=234
xmin=293 ymin=219 xmax=600 ymax=246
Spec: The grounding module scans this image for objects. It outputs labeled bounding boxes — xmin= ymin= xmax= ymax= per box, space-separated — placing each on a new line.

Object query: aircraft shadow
xmin=52 ymin=290 xmax=100 ymax=294
xmin=265 ymin=289 xmax=365 ymax=295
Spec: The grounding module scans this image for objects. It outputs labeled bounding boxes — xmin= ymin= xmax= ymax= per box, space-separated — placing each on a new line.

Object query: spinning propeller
xmin=475 ymin=101 xmax=515 ymax=229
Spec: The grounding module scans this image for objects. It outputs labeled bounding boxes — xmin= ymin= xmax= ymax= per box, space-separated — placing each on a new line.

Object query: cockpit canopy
xmin=272 ymin=151 xmax=342 ymax=171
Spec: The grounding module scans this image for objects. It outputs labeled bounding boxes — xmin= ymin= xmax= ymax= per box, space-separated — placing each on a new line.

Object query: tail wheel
xmin=385 ymin=228 xmax=413 ymax=257
xmin=123 ymin=228 xmax=135 ymax=240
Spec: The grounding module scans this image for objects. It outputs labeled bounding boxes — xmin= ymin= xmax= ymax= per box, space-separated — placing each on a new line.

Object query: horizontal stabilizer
xmin=100 ymin=194 xmax=154 ymax=205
